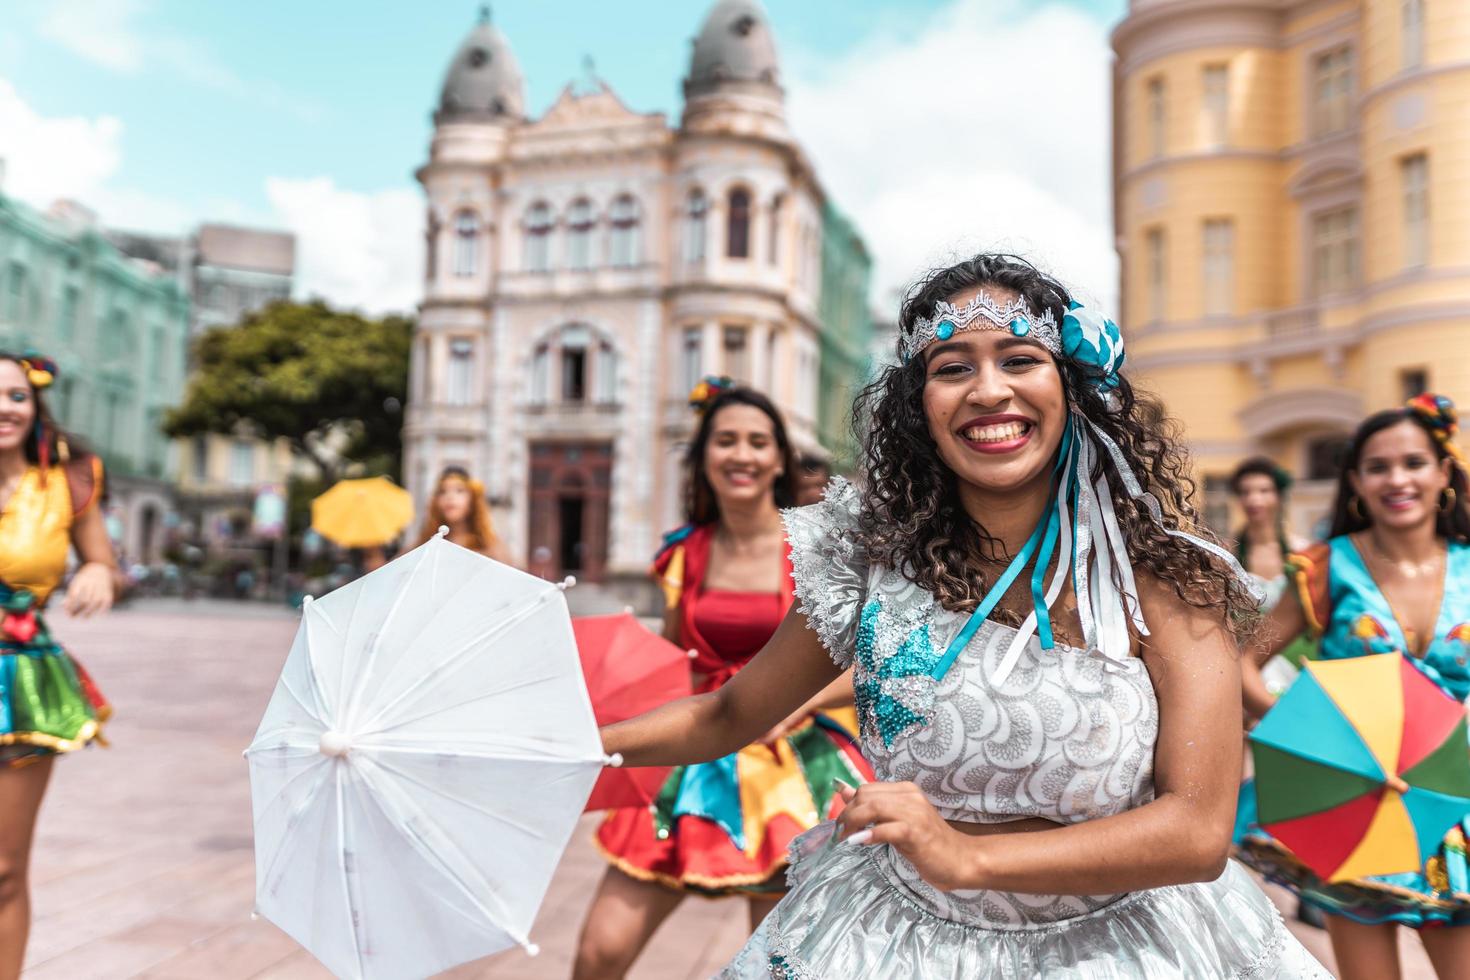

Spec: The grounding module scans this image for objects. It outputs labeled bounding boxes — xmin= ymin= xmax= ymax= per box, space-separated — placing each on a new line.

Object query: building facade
xmin=1112 ymin=0 xmax=1470 ymax=536
xmin=818 ymin=203 xmax=874 ymax=466
xmin=406 ymin=0 xmax=870 ymax=587
xmin=110 ymin=223 xmax=297 ymax=548
xmin=0 ymin=193 xmax=190 ymax=562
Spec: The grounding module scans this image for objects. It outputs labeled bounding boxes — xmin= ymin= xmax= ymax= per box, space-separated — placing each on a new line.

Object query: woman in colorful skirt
xmin=574 ymin=381 xmax=869 ymax=979
xmin=0 ymin=353 xmax=114 ymax=976
xmin=599 ymin=255 xmax=1327 ymax=977
xmin=1236 ymin=394 xmax=1470 ymax=980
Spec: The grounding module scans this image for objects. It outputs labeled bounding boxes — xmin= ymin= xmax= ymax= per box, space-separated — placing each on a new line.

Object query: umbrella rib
xmin=255 ymin=760 xmax=332 ymax=901
xmin=360 ymin=673 xmax=561 ymax=739
xmin=354 ymin=755 xmax=530 ymax=948
xmin=341 ymin=544 xmax=436 ymax=731
xmin=364 ymin=741 xmax=606 ymax=768
xmin=335 ymin=765 xmax=369 ymax=980
xmin=355 ymin=589 xmax=559 ymax=735
xmin=365 ymin=753 xmax=549 ymax=840
xmin=304 ymin=603 xmax=342 ymax=720
xmin=250 ymin=754 xmax=333 ymax=831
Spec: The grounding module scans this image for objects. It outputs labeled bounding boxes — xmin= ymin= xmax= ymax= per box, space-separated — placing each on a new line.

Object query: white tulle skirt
xmin=717 ymin=823 xmax=1329 ymax=979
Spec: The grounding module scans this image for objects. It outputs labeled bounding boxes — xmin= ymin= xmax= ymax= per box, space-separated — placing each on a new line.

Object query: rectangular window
xmin=1403 ymin=0 xmax=1424 ymax=71
xmin=681 ymin=328 xmax=703 ymax=393
xmin=1400 ymin=367 xmax=1429 ymax=400
xmin=723 ymin=326 xmax=749 ymax=382
xmin=1312 ymin=47 xmax=1354 ymax=137
xmin=1146 ymin=228 xmax=1166 ymax=323
xmin=1307 ymin=436 xmax=1351 ymax=481
xmin=1402 ymin=153 xmax=1429 ymax=267
xmin=530 ymin=345 xmax=550 ymax=405
xmin=1147 ymin=77 xmax=1166 ymax=159
xmin=1311 ymin=207 xmax=1360 ymax=295
xmin=230 ymin=439 xmax=254 ymax=488
xmin=561 ymin=348 xmax=586 ymax=402
xmin=595 ymin=345 xmax=617 ymax=404
xmin=1202 ymin=219 xmax=1235 ymax=317
xmin=152 ymin=326 xmax=167 ymax=381
xmin=1201 ymin=64 xmax=1229 ymax=149
xmin=447 ymin=338 xmax=474 ymax=406
xmin=59 ymin=286 xmax=79 ymax=343
xmin=1203 ymin=475 xmax=1231 ymax=536
xmin=193 ymin=435 xmax=209 ymax=483
xmin=4 ymin=263 xmax=25 ymax=323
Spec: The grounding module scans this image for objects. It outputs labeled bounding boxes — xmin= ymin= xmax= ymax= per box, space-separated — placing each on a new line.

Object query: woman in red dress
xmin=573 ymin=382 xmax=869 ymax=979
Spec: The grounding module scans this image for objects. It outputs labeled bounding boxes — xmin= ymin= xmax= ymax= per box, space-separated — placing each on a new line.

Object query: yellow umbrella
xmin=310 ymin=476 xmax=415 ymax=548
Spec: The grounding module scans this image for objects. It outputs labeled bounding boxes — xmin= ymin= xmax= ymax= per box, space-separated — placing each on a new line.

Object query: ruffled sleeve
xmin=781 ymin=477 xmax=869 ymax=668
xmin=1285 ymin=541 xmax=1331 ymax=636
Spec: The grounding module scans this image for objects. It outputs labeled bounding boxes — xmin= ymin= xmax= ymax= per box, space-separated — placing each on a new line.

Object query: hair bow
xmin=1059 ymin=301 xmax=1125 ymax=392
xmin=1408 ymin=392 xmax=1467 ymax=471
xmin=18 ymin=352 xmax=57 ymax=390
xmin=687 ymin=375 xmax=734 ymax=415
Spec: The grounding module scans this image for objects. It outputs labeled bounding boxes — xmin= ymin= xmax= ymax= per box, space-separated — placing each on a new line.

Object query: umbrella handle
xmin=1386 ymin=775 xmax=1410 ymax=794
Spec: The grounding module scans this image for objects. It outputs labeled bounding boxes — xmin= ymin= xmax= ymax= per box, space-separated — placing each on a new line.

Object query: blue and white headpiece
xmin=902 ymin=292 xmax=1060 ymax=362
xmin=912 ymin=294 xmax=1261 ymax=687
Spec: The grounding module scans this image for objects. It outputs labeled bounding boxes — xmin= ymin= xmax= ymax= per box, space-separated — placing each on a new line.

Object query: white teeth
xmin=962 ymin=422 xmax=1029 ymax=443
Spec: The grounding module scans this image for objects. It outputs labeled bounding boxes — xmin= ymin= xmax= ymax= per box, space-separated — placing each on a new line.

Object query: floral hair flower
xmin=17 ymin=352 xmax=57 ymax=390
xmin=1408 ymin=392 xmax=1467 ymax=471
xmin=1059 ymin=301 xmax=1125 ymax=391
xmin=687 ymin=375 xmax=734 ymax=415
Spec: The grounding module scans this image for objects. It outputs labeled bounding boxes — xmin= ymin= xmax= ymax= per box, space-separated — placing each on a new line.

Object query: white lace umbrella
xmin=245 ymin=531 xmax=616 ymax=980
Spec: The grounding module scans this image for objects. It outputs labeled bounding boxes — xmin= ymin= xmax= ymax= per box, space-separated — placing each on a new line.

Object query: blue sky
xmin=0 ymin=0 xmax=1127 ymax=312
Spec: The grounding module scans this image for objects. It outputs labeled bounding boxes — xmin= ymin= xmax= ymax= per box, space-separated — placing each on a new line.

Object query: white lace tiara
xmin=901 ymin=292 xmax=1061 ymax=362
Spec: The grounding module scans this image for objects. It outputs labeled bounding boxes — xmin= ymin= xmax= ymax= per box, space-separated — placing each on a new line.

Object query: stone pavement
xmin=23 ymin=599 xmax=1433 ymax=979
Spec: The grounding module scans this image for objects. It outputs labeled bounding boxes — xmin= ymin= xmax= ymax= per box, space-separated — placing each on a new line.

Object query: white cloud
xmin=787 ymin=0 xmax=1119 ymax=314
xmin=36 ymin=0 xmax=150 ymax=73
xmin=265 ymin=177 xmax=424 ymax=316
xmin=0 ymin=77 xmax=122 ymax=205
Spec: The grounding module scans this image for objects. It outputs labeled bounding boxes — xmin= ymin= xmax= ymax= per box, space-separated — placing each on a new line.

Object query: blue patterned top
xmin=1313 ymin=536 xmax=1470 ymax=703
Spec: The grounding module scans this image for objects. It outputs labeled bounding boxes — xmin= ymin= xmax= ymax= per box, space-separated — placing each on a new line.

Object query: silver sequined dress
xmin=716 ymin=478 xmax=1329 ymax=979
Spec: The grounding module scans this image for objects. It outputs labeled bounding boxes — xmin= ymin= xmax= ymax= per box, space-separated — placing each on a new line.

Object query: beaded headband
xmin=902 ymin=292 xmax=1061 ymax=362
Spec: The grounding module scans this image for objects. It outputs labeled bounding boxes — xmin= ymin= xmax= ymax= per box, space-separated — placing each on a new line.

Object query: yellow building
xmin=1112 ymin=0 xmax=1470 ymax=536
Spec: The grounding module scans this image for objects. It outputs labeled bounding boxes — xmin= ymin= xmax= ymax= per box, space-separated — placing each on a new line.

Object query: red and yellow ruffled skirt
xmin=596 ymin=710 xmax=870 ymax=895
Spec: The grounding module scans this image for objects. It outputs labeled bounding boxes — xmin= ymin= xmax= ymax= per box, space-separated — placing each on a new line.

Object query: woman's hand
xmin=835 ymin=781 xmax=976 ymax=892
xmin=63 ymin=562 xmax=114 ymax=617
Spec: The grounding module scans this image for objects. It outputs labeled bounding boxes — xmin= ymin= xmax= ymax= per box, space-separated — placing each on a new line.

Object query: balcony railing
xmin=1265 ymin=308 xmax=1320 ymax=339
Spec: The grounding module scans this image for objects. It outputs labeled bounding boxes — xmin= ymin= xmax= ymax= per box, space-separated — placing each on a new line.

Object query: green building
xmin=0 ymin=192 xmax=190 ymax=562
xmin=816 ymin=202 xmax=873 ymax=466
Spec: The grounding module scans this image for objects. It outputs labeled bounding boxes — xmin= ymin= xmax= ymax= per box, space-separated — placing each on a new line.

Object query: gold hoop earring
xmin=1349 ymin=495 xmax=1366 ymax=522
xmin=1442 ymin=487 xmax=1458 ymax=512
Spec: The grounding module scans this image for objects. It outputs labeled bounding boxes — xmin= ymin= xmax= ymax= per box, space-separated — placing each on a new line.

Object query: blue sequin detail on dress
xmin=854 ymin=599 xmax=938 ymax=748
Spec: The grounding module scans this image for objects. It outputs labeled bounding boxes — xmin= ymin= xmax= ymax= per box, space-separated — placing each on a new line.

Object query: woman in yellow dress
xmin=0 ymin=353 xmax=115 ymax=978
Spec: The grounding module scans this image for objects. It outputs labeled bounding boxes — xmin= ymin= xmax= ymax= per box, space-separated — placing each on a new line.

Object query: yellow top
xmin=0 ymin=460 xmax=100 ymax=604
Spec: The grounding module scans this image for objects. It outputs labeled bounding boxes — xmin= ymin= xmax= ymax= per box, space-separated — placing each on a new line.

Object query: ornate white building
xmin=407 ymin=1 xmax=850 ymax=587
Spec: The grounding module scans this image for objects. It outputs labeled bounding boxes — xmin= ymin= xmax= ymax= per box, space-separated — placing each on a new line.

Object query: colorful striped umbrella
xmin=1250 ymin=653 xmax=1470 ymax=882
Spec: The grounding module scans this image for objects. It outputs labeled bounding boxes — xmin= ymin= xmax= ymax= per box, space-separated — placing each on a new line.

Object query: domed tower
xmin=681 ymin=0 xmax=788 ymax=141
xmin=408 ymin=7 xmax=525 ymax=513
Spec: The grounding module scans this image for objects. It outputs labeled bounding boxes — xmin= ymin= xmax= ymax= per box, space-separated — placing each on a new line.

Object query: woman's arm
xmin=603 ymin=605 xmax=842 ymax=767
xmin=63 ymin=503 xmax=117 ymax=617
xmin=1239 ymin=587 xmax=1309 ymax=718
xmin=837 ymin=577 xmax=1242 ymax=895
xmin=759 ymin=668 xmax=855 ymax=744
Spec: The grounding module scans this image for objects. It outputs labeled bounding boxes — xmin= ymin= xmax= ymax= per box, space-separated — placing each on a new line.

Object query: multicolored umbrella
xmin=574 ymin=611 xmax=689 ymax=811
xmin=1251 ymin=653 xmax=1470 ymax=882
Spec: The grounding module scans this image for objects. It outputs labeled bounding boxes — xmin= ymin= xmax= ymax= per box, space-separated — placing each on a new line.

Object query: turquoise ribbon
xmin=929 ymin=420 xmax=1076 ymax=681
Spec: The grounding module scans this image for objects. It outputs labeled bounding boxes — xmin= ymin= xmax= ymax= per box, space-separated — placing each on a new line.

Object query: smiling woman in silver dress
xmin=599 ymin=254 xmax=1328 ymax=977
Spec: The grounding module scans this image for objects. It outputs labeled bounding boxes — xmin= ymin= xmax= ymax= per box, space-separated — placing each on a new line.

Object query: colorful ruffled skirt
xmin=1234 ymin=780 xmax=1470 ymax=927
xmin=595 ymin=711 xmax=872 ymax=895
xmin=0 ymin=585 xmax=109 ymax=767
xmin=719 ymin=822 xmax=1329 ymax=978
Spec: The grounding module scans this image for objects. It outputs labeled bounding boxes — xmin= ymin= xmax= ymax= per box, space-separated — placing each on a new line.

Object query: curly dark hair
xmin=683 ymin=386 xmax=798 ymax=525
xmin=852 ymin=254 xmax=1259 ymax=633
xmin=1326 ymin=407 xmax=1470 ymax=542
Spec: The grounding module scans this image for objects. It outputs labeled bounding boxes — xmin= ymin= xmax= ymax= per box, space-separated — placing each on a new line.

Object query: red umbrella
xmin=575 ymin=611 xmax=691 ymax=811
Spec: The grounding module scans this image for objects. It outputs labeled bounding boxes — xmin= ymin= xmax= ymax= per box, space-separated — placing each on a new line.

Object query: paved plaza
xmin=23 ymin=599 xmax=1431 ymax=979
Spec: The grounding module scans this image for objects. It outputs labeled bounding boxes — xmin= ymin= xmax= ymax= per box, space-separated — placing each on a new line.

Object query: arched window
xmin=767 ymin=193 xmax=784 ymax=266
xmin=453 ymin=211 xmax=478 ymax=277
xmin=609 ymin=195 xmax=640 ymax=267
xmin=726 ymin=187 xmax=751 ymax=259
xmin=684 ymin=189 xmax=708 ymax=265
xmin=567 ymin=199 xmax=595 ymax=270
xmin=524 ymin=202 xmax=554 ymax=272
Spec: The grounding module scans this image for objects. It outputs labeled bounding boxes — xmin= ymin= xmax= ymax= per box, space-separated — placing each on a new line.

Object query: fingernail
xmin=846 ymin=829 xmax=873 ymax=846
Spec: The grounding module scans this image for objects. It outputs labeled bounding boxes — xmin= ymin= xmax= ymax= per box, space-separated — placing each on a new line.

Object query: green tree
xmin=165 ymin=301 xmax=412 ymax=483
